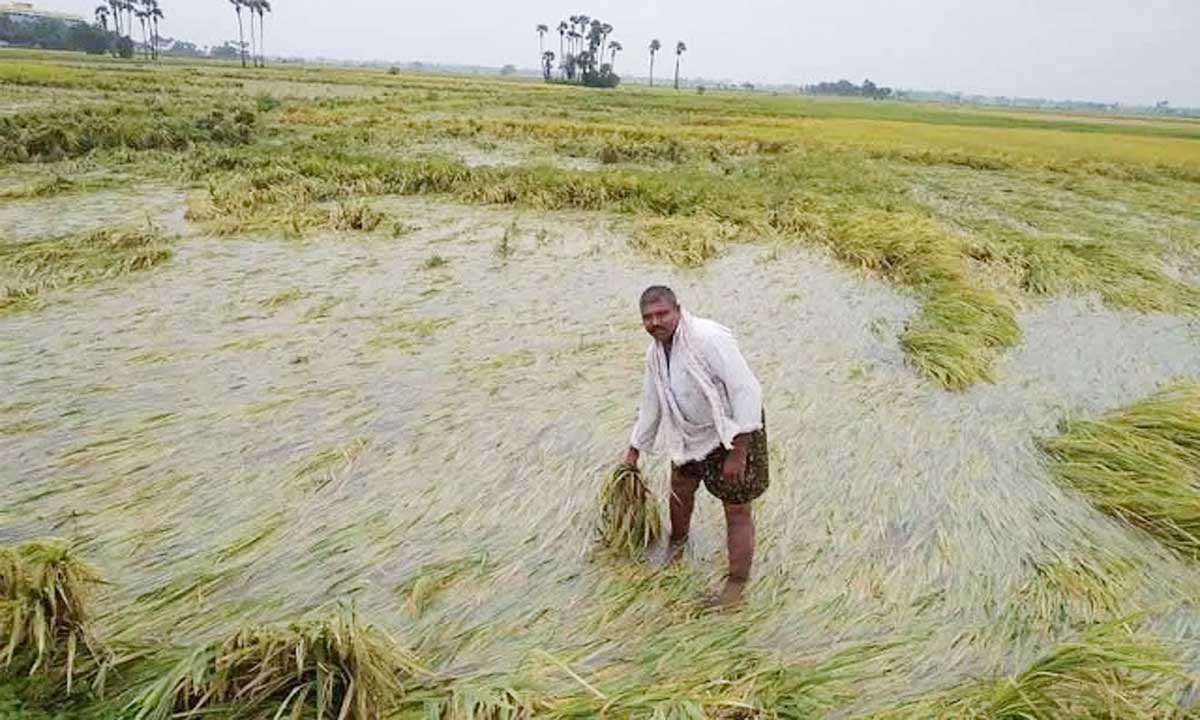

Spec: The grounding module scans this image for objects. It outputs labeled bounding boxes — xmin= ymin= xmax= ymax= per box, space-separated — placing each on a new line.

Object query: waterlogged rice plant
xmin=1020 ymin=236 xmax=1200 ymax=314
xmin=597 ymin=465 xmax=664 ymax=558
xmin=329 ymin=202 xmax=385 ymax=232
xmin=4 ymin=54 xmax=1200 ymax=720
xmin=831 ymin=211 xmax=1022 ymax=389
xmin=150 ymin=88 xmax=1193 ymax=390
xmin=395 ymin=555 xmax=489 ymax=618
xmin=0 ymin=227 xmax=172 ymax=313
xmin=520 ymin=618 xmax=876 ymax=717
xmin=899 ymin=281 xmax=1022 ymax=390
xmin=0 ymin=540 xmax=106 ymax=694
xmin=421 ymin=254 xmax=449 ymax=270
xmin=630 ymin=215 xmax=735 ymax=267
xmin=129 ymin=604 xmax=419 ymax=720
xmin=0 ymin=104 xmax=257 ymax=163
xmin=1039 ymin=383 xmax=1200 ymax=558
xmin=397 ymin=678 xmax=543 ymax=720
xmin=879 ymin=622 xmax=1180 ymax=719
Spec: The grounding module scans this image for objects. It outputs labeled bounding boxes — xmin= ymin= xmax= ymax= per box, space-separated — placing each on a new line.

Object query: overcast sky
xmin=55 ymin=0 xmax=1200 ymax=106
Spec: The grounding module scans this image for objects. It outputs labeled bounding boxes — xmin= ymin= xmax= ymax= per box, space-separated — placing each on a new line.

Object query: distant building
xmin=0 ymin=2 xmax=85 ymax=24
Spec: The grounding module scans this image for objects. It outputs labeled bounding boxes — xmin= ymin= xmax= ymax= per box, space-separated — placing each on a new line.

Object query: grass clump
xmin=255 ymin=94 xmax=280 ymax=113
xmin=630 ymin=215 xmax=735 ymax=267
xmin=1038 ymin=383 xmax=1200 ymax=558
xmin=420 ymin=254 xmax=449 ymax=270
xmin=329 ymin=202 xmax=385 ymax=232
xmin=597 ymin=465 xmax=664 ymax=559
xmin=130 ymin=604 xmax=419 ymax=720
xmin=0 ymin=227 xmax=172 ymax=314
xmin=0 ymin=540 xmax=107 ymax=694
xmin=495 ymin=219 xmax=518 ymax=259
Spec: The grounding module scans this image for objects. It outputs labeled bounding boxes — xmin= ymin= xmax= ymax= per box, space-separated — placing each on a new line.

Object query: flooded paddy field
xmin=3 ymin=51 xmax=1200 ymax=718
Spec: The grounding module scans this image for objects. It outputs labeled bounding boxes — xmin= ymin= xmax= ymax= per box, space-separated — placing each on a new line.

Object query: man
xmin=623 ymin=285 xmax=768 ymax=608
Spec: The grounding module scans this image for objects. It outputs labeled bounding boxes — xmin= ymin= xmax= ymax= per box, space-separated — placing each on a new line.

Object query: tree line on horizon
xmin=535 ymin=15 xmax=688 ymax=90
xmin=0 ymin=0 xmax=277 ymax=67
xmin=805 ymin=78 xmax=894 ymax=100
xmin=0 ymin=9 xmax=113 ymax=54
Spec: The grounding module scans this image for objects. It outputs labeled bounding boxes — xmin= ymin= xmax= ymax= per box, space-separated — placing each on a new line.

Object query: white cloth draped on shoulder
xmin=629 ymin=309 xmax=763 ymax=465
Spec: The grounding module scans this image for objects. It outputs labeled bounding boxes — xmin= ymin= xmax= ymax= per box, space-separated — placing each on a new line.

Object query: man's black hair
xmin=640 ymin=285 xmax=678 ymax=309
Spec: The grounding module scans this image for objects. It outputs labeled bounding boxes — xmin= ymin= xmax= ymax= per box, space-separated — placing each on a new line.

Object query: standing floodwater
xmin=4 ymin=197 xmax=1200 ymax=712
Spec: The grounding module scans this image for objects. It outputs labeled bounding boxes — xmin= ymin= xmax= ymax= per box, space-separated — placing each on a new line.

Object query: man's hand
xmin=623 ymin=447 xmax=640 ymax=468
xmin=722 ymin=435 xmax=750 ymax=484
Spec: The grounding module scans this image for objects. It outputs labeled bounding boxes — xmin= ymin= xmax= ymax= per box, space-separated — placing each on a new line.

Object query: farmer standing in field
xmin=623 ymin=286 xmax=768 ymax=608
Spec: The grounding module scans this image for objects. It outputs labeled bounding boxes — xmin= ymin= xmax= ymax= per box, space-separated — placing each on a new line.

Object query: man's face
xmin=641 ymin=297 xmax=680 ymax=342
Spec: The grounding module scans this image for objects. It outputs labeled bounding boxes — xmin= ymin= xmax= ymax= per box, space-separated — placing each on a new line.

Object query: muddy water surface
xmin=0 ymin=185 xmax=189 ymax=240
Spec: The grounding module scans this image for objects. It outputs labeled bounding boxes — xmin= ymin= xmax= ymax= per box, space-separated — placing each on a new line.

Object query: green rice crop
xmin=597 ymin=465 xmax=665 ymax=559
xmin=0 ymin=540 xmax=108 ymax=694
xmin=1039 ymin=383 xmax=1200 ymax=558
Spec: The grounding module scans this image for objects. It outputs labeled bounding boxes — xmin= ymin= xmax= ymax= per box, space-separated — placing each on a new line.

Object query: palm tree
xmin=536 ymin=23 xmax=548 ymax=57
xmin=147 ymin=0 xmax=162 ymax=60
xmin=600 ymin=22 xmax=612 ymax=51
xmin=556 ymin=21 xmax=568 ymax=77
xmin=648 ymin=39 xmax=660 ymax=87
xmin=134 ymin=3 xmax=148 ymax=58
xmin=105 ymin=0 xmax=120 ymax=36
xmin=575 ymin=14 xmax=589 ymax=53
xmin=674 ymin=41 xmax=687 ymax=90
xmin=256 ymin=0 xmax=271 ymax=67
xmin=94 ymin=5 xmax=109 ymax=30
xmin=123 ymin=0 xmax=134 ymax=43
xmin=230 ymin=0 xmax=247 ymax=68
xmin=608 ymin=40 xmax=622 ymax=68
xmin=246 ymin=0 xmax=259 ymax=67
xmin=541 ymin=50 xmax=555 ymax=81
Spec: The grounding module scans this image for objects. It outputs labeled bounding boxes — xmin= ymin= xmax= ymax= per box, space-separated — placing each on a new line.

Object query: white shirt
xmin=630 ymin=315 xmax=763 ymax=464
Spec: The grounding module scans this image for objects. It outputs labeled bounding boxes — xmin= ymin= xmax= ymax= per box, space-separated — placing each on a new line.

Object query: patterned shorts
xmin=674 ymin=414 xmax=769 ymax=505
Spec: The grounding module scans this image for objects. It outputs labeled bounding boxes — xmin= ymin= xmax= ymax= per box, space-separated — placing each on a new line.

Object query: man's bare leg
xmin=661 ymin=467 xmax=699 ymax=564
xmin=714 ymin=501 xmax=755 ymax=607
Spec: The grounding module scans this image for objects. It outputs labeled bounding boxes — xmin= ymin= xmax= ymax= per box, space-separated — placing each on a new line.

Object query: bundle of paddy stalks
xmin=1039 ymin=382 xmax=1200 ymax=558
xmin=0 ymin=539 xmax=108 ymax=694
xmin=598 ymin=464 xmax=664 ymax=559
xmin=129 ymin=603 xmax=422 ymax=720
